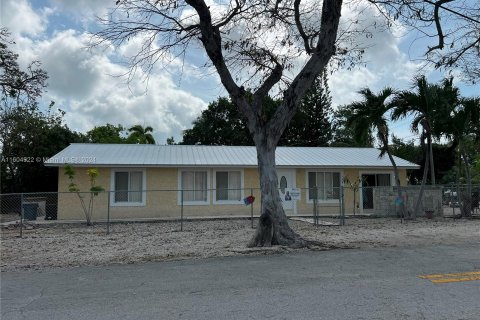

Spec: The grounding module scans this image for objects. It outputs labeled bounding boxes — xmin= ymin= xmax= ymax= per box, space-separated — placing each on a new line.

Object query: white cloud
xmin=1 ymin=0 xmax=48 ymax=37
xmin=48 ymin=0 xmax=112 ymax=27
xmin=328 ymin=2 xmax=422 ymax=107
xmin=1 ymin=0 xmax=210 ymax=144
xmin=61 ymin=70 xmax=207 ymax=144
xmin=34 ymin=30 xmax=101 ymax=99
xmin=4 ymin=0 xmax=474 ymax=145
xmin=0 ymin=0 xmax=54 ymax=68
xmin=32 ymin=30 xmax=207 ymax=144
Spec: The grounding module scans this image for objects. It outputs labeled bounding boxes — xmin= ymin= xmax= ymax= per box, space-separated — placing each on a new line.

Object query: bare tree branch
xmin=426 ymin=0 xmax=455 ymax=53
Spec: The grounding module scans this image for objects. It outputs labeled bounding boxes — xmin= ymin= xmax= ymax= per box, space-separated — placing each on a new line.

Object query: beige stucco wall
xmin=57 ymin=166 xmax=410 ymax=220
xmin=58 ymin=167 xmax=111 ymax=221
xmin=57 ymin=167 xmax=263 ymax=220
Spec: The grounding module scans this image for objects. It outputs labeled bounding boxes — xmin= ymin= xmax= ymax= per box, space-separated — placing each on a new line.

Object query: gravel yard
xmin=1 ymin=217 xmax=479 ymax=271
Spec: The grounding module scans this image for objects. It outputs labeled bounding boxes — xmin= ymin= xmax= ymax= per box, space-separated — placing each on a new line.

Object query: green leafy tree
xmin=473 ymin=155 xmax=480 ymax=185
xmin=127 ymin=124 xmax=156 ymax=144
xmin=280 ymin=71 xmax=333 ymax=146
xmin=330 ymin=107 xmax=374 ymax=147
xmin=64 ymin=165 xmax=104 ymax=226
xmin=437 ymin=97 xmax=480 ymax=217
xmin=389 ymin=136 xmax=457 ymax=185
xmin=181 ymin=97 xmax=253 ymax=146
xmin=1 ymin=105 xmax=86 ymax=193
xmin=182 ymin=75 xmax=333 ymax=147
xmin=86 ymin=124 xmax=128 ymax=143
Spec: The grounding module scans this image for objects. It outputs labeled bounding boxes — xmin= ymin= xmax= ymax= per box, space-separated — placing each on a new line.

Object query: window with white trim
xmin=181 ymin=171 xmax=208 ymax=202
xmin=113 ymin=170 xmax=145 ymax=205
xmin=215 ymin=171 xmax=242 ymax=202
xmin=308 ymin=171 xmax=341 ymax=201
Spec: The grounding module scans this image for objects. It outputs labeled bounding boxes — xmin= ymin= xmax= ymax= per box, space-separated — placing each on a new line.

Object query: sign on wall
xmin=283 ymin=188 xmax=301 ymax=201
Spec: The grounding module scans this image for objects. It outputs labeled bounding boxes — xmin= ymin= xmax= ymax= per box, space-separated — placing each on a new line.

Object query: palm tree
xmin=127 ymin=125 xmax=155 ymax=144
xmin=391 ymin=76 xmax=459 ymax=218
xmin=345 ymin=87 xmax=406 ymax=217
xmin=439 ymin=97 xmax=480 ymax=217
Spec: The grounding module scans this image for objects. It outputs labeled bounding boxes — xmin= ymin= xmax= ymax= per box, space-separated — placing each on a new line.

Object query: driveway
xmin=2 ymin=244 xmax=479 ymax=320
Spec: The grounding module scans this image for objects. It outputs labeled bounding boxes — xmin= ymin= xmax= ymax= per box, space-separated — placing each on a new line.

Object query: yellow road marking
xmin=419 ymin=271 xmax=480 ymax=279
xmin=419 ymin=271 xmax=480 ymax=283
xmin=431 ymin=276 xmax=480 ymax=284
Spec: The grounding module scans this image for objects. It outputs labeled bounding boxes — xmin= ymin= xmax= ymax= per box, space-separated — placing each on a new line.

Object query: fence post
xmin=400 ymin=187 xmax=404 ymax=224
xmin=20 ymin=193 xmax=24 ymax=238
xmin=250 ymin=188 xmax=254 ymax=229
xmin=106 ymin=191 xmax=110 ymax=235
xmin=314 ymin=186 xmax=319 ymax=225
xmin=340 ymin=186 xmax=345 ymax=226
xmin=180 ymin=189 xmax=184 ymax=232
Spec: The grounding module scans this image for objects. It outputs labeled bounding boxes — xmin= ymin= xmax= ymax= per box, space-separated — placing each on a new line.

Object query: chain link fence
xmin=2 ymin=185 xmax=478 ymax=237
xmin=441 ymin=185 xmax=480 ymax=217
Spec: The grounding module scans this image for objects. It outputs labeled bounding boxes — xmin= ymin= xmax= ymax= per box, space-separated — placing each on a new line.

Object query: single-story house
xmin=45 ymin=144 xmax=419 ymax=220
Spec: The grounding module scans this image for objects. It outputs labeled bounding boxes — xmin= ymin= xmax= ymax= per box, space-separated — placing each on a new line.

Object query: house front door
xmin=277 ymin=169 xmax=296 ymax=214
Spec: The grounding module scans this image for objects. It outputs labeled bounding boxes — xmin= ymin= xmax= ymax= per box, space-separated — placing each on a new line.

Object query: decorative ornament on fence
xmin=244 ymin=195 xmax=255 ymax=205
xmin=395 ymin=193 xmax=408 ymax=205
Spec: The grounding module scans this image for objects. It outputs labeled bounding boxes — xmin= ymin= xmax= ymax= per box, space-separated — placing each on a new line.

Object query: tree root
xmin=248 ymin=210 xmax=307 ymax=248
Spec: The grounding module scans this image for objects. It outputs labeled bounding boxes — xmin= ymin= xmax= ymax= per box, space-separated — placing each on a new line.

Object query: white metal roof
xmin=45 ymin=144 xmax=419 ymax=169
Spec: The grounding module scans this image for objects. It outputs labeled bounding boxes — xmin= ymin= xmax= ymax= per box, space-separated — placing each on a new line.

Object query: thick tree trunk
xmin=413 ymin=147 xmax=430 ymax=219
xmin=187 ymin=0 xmax=342 ymax=248
xmin=428 ymin=136 xmax=435 ymax=185
xmin=461 ymin=148 xmax=472 ymax=218
xmin=247 ymin=141 xmax=306 ymax=247
xmin=455 ymin=167 xmax=465 ymax=218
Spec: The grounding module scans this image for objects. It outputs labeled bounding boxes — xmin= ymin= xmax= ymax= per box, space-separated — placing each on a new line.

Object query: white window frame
xmin=213 ymin=169 xmax=244 ymax=204
xmin=110 ymin=168 xmax=146 ymax=207
xmin=306 ymin=169 xmax=343 ymax=204
xmin=177 ymin=169 xmax=210 ymax=205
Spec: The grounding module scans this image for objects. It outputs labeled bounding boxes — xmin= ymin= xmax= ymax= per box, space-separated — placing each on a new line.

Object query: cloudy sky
xmin=1 ymin=0 xmax=478 ymax=144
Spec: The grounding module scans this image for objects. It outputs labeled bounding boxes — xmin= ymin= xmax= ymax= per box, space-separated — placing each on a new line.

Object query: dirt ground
xmin=1 ymin=217 xmax=479 ymax=272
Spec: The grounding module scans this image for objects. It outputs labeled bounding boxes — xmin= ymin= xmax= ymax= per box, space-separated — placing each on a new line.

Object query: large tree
xmin=181 ymin=97 xmax=254 ymax=145
xmin=330 ymin=107 xmax=374 ymax=147
xmin=1 ymin=105 xmax=85 ymax=193
xmin=93 ymin=0 xmax=479 ymax=247
xmin=280 ymin=70 xmax=333 ymax=146
xmin=86 ymin=124 xmax=129 ymax=143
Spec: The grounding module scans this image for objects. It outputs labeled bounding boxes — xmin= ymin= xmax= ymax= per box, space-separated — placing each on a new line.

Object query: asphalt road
xmin=2 ymin=244 xmax=479 ymax=320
